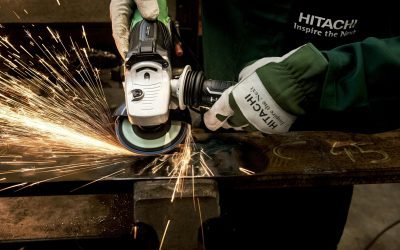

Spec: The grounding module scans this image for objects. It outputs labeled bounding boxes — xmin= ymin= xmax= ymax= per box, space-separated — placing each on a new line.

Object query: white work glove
xmin=110 ymin=0 xmax=159 ymax=58
xmin=204 ymin=43 xmax=328 ymax=134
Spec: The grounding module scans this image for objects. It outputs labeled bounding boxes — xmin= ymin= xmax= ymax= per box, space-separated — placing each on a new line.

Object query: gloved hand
xmin=204 ymin=43 xmax=328 ymax=134
xmin=110 ymin=0 xmax=159 ymax=58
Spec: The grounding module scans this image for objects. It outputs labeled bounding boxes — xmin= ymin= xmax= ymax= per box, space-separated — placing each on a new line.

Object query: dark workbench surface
xmin=1 ymin=128 xmax=400 ymax=195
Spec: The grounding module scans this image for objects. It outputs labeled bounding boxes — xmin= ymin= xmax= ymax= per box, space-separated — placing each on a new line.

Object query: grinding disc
xmin=115 ymin=116 xmax=188 ymax=155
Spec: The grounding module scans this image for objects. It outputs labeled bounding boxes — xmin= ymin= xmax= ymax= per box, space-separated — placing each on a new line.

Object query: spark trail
xmin=0 ymin=23 xmax=213 ymax=248
xmin=141 ymin=127 xmax=214 ymax=202
xmin=0 ymin=25 xmax=134 ymax=187
xmin=0 ymin=25 xmax=212 ymax=192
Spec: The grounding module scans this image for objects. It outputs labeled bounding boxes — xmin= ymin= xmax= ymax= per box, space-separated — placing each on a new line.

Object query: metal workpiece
xmin=133 ymin=179 xmax=219 ymax=250
xmin=1 ymin=128 xmax=400 ymax=195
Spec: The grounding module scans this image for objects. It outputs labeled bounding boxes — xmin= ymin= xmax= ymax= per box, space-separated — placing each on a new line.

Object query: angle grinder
xmin=114 ymin=19 xmax=235 ymax=156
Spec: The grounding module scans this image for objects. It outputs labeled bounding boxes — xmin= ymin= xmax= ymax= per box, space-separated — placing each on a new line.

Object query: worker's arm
xmin=204 ymin=36 xmax=400 ymax=134
xmin=204 ymin=43 xmax=328 ymax=133
xmin=320 ymin=36 xmax=400 ymax=112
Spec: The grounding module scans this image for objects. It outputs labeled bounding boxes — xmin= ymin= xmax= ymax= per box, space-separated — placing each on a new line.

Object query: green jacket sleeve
xmin=320 ymin=36 xmax=400 ymax=112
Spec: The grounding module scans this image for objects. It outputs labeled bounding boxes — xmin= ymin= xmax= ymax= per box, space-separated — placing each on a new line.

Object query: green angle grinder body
xmin=114 ymin=105 xmax=189 ymax=156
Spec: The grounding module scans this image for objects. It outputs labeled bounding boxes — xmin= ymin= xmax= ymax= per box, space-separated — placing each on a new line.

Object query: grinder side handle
xmin=200 ymin=79 xmax=236 ymax=107
xmin=179 ymin=69 xmax=236 ymax=108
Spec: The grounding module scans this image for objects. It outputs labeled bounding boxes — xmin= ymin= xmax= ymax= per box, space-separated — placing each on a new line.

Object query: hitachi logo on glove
xmin=245 ymin=93 xmax=278 ymax=129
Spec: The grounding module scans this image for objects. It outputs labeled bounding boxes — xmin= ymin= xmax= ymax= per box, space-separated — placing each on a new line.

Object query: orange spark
xmin=0 ymin=26 xmax=134 ymax=187
xmin=159 ymin=220 xmax=171 ymax=250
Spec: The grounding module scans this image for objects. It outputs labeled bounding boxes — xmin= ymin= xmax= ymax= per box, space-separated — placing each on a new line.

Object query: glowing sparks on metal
xmin=239 ymin=167 xmax=255 ymax=175
xmin=140 ymin=126 xmax=214 ymax=202
xmin=197 ymin=197 xmax=205 ymax=246
xmin=159 ymin=219 xmax=171 ymax=250
xmin=70 ymin=169 xmax=126 ymax=192
xmin=0 ymin=25 xmax=134 ymax=189
xmin=12 ymin=11 xmax=21 ymax=20
xmin=82 ymin=25 xmax=91 ymax=51
xmin=0 ymin=24 xmax=212 ymax=195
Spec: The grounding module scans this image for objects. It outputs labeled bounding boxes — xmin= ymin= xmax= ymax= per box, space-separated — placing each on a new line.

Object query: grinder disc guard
xmin=115 ymin=116 xmax=188 ymax=156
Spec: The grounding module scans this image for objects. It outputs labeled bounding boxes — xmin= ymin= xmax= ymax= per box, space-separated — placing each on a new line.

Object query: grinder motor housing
xmin=124 ymin=20 xmax=173 ymax=127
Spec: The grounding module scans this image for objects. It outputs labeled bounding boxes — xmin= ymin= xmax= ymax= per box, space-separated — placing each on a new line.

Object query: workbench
xmin=1 ymin=128 xmax=400 ymax=249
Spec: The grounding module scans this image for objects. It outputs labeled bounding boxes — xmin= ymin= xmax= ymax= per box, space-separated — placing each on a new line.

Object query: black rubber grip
xmin=183 ymin=70 xmax=236 ymax=108
xmin=201 ymin=79 xmax=236 ymax=107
